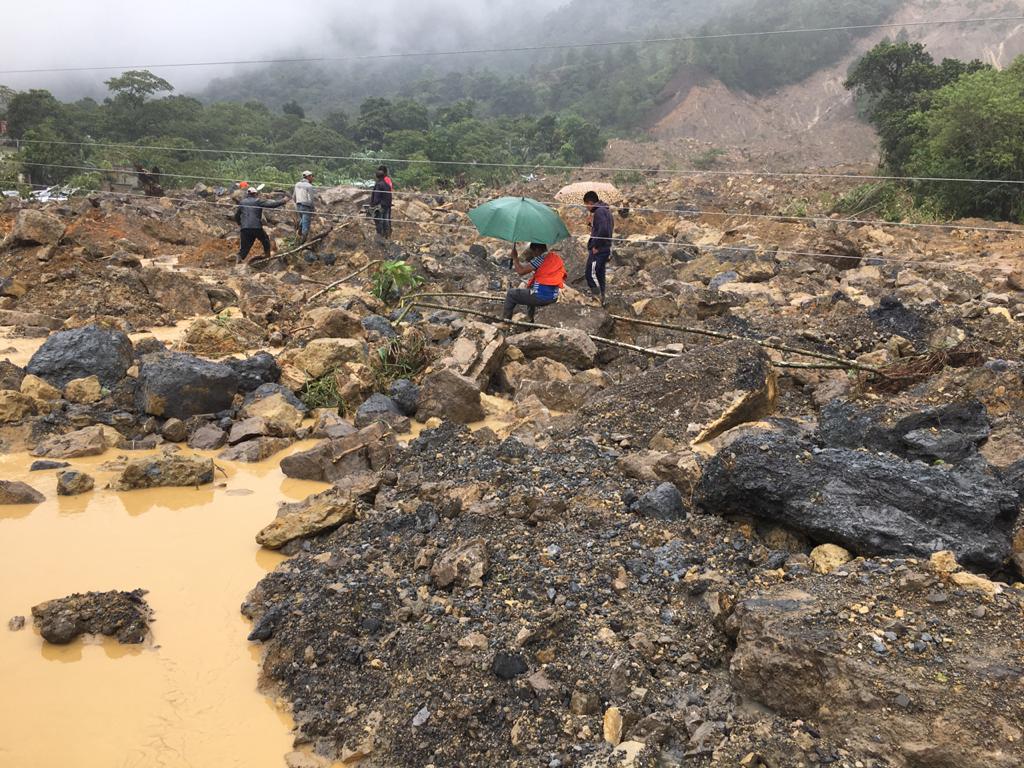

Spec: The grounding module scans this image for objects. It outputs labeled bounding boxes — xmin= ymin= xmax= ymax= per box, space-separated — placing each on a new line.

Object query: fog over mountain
xmin=0 ymin=0 xmax=574 ymax=98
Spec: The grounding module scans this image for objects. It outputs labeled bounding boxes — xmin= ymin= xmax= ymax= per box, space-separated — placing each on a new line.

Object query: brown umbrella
xmin=554 ymin=181 xmax=625 ymax=206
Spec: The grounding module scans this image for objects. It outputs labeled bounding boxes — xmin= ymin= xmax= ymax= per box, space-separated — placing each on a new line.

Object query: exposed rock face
xmin=227 ymin=353 xmax=281 ymax=393
xmin=139 ymin=267 xmax=212 ymax=316
xmin=389 ymin=379 xmax=420 ymax=416
xmin=729 ymin=567 xmax=1024 ymax=768
xmin=354 ymin=394 xmax=408 ymax=430
xmin=20 ymin=374 xmax=60 ymax=401
xmin=64 ymin=375 xmax=103 ymax=405
xmin=187 ymin=423 xmax=227 ymax=450
xmin=431 ymin=537 xmax=490 ymax=589
xmin=7 ymin=209 xmax=66 ymax=246
xmin=0 ymin=390 xmax=38 ymax=422
xmin=0 ymin=480 xmax=45 ymax=505
xmin=416 ymin=368 xmax=485 ymax=424
xmin=818 ymin=399 xmax=991 ymax=464
xmin=284 ymin=338 xmax=366 ymax=379
xmin=239 ymin=392 xmax=304 ymax=435
xmin=56 ymin=470 xmax=95 ymax=496
xmin=256 ymin=475 xmax=379 ymax=549
xmin=31 ymin=590 xmax=152 ymax=644
xmin=697 ymin=432 xmax=1019 ymax=570
xmin=136 ymin=354 xmax=239 ymax=419
xmin=280 ymin=423 xmax=395 ymax=483
xmin=218 ymin=437 xmax=294 ymax=463
xmin=508 ymin=328 xmax=598 ymax=370
xmin=179 ymin=316 xmax=264 ymax=356
xmin=579 ymin=340 xmax=777 ymax=449
xmin=304 ymin=307 xmax=364 ymax=340
xmin=32 ymin=425 xmax=112 ymax=459
xmin=442 ymin=321 xmax=507 ymax=388
xmin=114 ymin=454 xmax=215 ymax=490
xmin=27 ymin=325 xmax=134 ymax=389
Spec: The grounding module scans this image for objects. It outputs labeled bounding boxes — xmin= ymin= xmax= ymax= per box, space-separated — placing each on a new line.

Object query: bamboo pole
xmin=307 ymin=260 xmax=385 ymax=302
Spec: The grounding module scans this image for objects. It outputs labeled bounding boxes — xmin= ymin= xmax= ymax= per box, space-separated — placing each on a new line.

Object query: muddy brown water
xmin=0 ymin=444 xmax=330 ymax=768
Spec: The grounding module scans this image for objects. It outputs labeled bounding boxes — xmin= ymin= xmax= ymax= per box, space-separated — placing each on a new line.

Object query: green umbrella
xmin=468 ymin=196 xmax=571 ymax=245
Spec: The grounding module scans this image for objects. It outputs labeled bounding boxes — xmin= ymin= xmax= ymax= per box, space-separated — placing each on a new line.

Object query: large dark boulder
xmin=818 ymin=399 xmax=990 ymax=464
xmin=136 ymin=353 xmax=239 ymax=419
xmin=227 ymin=352 xmax=281 ymax=393
xmin=696 ymin=432 xmax=1019 ymax=571
xmin=27 ymin=324 xmax=133 ymax=389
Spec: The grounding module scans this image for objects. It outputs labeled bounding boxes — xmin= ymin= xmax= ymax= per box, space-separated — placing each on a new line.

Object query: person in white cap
xmin=293 ymin=170 xmax=316 ymax=243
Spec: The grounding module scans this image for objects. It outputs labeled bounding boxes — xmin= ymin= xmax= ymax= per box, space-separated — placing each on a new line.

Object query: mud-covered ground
xmin=1 ymin=170 xmax=1023 ymax=767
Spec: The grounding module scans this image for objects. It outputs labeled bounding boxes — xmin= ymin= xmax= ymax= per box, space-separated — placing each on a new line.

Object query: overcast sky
xmin=0 ymin=0 xmax=567 ymax=97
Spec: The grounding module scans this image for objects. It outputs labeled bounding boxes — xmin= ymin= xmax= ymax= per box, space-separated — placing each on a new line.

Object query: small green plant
xmin=781 ymin=198 xmax=810 ymax=218
xmin=369 ymin=331 xmax=430 ymax=391
xmin=300 ymin=371 xmax=345 ymax=412
xmin=692 ymin=147 xmax=727 ymax=170
xmin=612 ymin=170 xmax=645 ymax=186
xmin=371 ymin=260 xmax=423 ymax=303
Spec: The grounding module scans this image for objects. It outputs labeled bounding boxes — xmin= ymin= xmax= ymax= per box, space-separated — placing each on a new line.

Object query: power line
xmin=16 ymin=161 xmax=1024 ymax=238
xmin=2 ymin=15 xmax=1022 ymax=74
xmin=18 ymin=138 xmax=1024 ymax=187
xmin=17 ymin=176 xmax=1007 ymax=272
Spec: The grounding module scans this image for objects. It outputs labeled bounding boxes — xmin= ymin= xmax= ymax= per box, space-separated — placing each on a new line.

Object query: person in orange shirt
xmin=502 ymin=242 xmax=567 ymax=323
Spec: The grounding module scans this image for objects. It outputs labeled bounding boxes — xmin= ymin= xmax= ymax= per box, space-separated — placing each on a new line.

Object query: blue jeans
xmin=297 ymin=204 xmax=313 ymax=236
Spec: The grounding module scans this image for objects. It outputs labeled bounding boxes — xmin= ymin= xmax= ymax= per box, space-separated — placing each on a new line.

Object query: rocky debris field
xmin=1 ymin=170 xmax=1023 ymax=767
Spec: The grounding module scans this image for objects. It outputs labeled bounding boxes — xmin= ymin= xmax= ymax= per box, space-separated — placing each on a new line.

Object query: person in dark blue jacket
xmin=369 ymin=168 xmax=393 ymax=238
xmin=584 ymin=190 xmax=613 ymax=303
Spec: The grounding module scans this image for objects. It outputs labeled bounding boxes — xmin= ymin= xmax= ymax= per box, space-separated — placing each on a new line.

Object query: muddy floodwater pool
xmin=0 ymin=444 xmax=330 ymax=768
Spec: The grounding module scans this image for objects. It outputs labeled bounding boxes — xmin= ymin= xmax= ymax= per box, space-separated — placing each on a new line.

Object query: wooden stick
xmin=607 ymin=314 xmax=886 ymax=375
xmin=307 ymin=260 xmax=385 ymax=302
xmin=248 ymin=234 xmax=327 ymax=266
xmin=409 ymin=301 xmax=679 ymax=359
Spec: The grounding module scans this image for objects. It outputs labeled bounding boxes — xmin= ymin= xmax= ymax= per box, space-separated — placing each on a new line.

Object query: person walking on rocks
xmin=370 ymin=167 xmax=393 ymax=238
xmin=502 ymin=242 xmax=566 ymax=323
xmin=293 ymin=170 xmax=317 ymax=243
xmin=584 ymin=190 xmax=613 ymax=304
xmin=234 ymin=186 xmax=287 ymax=264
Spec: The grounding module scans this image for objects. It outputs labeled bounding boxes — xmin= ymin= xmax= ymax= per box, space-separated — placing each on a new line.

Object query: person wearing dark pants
xmin=370 ymin=168 xmax=393 ymax=238
xmin=503 ymin=243 xmax=567 ymax=323
xmin=584 ymin=190 xmax=614 ymax=303
xmin=234 ymin=187 xmax=287 ymax=263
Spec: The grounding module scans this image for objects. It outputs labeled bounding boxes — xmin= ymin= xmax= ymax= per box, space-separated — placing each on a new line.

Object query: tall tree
xmin=104 ymin=70 xmax=175 ymax=107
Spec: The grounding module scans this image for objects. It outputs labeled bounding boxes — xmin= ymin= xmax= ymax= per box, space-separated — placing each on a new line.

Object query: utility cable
xmin=2 ymin=15 xmax=1022 ymax=74
xmin=17 ymin=138 xmax=1024 ymax=187
xmin=16 ymin=160 xmax=1024 ymax=238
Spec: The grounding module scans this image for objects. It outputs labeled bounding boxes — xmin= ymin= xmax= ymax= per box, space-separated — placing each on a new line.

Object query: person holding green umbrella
xmin=503 ymin=242 xmax=567 ymax=323
xmin=467 ymin=197 xmax=571 ymax=322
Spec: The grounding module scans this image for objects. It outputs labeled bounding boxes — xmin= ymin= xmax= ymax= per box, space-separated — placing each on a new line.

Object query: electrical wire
xmin=17 ymin=137 xmax=1024 ymax=187
xmin=15 ymin=160 xmax=1024 ymax=238
xmin=2 ymin=15 xmax=1022 ymax=74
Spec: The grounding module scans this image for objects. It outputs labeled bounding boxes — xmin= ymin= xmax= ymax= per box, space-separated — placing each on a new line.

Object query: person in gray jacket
xmin=293 ymin=170 xmax=316 ymax=242
xmin=234 ymin=186 xmax=287 ymax=263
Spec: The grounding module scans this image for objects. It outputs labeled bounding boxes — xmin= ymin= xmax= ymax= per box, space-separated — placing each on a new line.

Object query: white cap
xmin=302 ymin=170 xmax=313 ymax=178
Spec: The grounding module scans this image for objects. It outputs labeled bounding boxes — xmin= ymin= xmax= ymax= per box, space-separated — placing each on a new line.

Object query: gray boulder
xmin=389 ymin=379 xmax=420 ymax=416
xmin=136 ymin=354 xmax=239 ymax=419
xmin=354 ymin=394 xmax=408 ymax=430
xmin=696 ymin=432 xmax=1019 ymax=570
xmin=416 ymin=368 xmax=485 ymax=424
xmin=635 ymin=482 xmax=686 ymax=521
xmin=0 ymin=480 xmax=45 ymax=505
xmin=27 ymin=325 xmax=133 ymax=389
xmin=7 ymin=209 xmax=65 ymax=246
xmin=507 ymin=328 xmax=597 ymax=370
xmin=56 ymin=471 xmax=95 ymax=496
xmin=227 ymin=353 xmax=281 ymax=393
